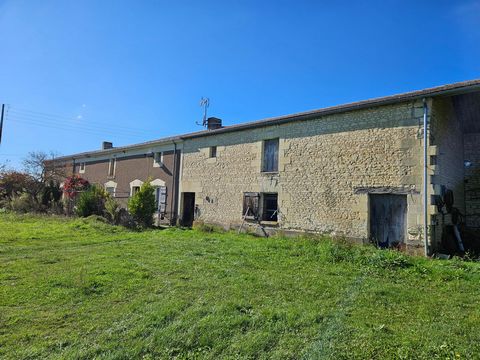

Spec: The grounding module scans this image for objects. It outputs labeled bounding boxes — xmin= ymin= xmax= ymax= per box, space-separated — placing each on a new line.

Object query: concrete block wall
xmin=464 ymin=133 xmax=480 ymax=228
xmin=180 ymin=100 xmax=426 ymax=244
xmin=429 ymin=97 xmax=466 ymax=247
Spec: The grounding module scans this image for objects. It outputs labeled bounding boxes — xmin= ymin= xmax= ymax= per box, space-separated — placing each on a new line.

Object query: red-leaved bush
xmin=63 ymin=175 xmax=89 ymax=199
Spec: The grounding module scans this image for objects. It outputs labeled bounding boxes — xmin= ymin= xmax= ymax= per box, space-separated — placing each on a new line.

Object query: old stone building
xmin=57 ymin=80 xmax=480 ymax=255
xmin=178 ymin=80 xmax=480 ymax=254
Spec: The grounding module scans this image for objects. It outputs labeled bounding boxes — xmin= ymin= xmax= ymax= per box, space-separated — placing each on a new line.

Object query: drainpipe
xmin=423 ymin=98 xmax=429 ymax=256
xmin=170 ymin=140 xmax=178 ymax=226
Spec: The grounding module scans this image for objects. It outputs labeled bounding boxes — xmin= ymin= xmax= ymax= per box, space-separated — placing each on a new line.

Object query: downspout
xmin=423 ymin=98 xmax=429 ymax=256
xmin=170 ymin=140 xmax=178 ymax=226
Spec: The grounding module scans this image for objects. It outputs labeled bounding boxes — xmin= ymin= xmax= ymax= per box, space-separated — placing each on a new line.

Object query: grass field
xmin=1 ymin=213 xmax=480 ymax=359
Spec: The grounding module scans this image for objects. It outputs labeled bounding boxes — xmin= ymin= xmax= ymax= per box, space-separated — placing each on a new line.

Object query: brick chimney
xmin=206 ymin=117 xmax=222 ymax=130
xmin=102 ymin=141 xmax=113 ymax=150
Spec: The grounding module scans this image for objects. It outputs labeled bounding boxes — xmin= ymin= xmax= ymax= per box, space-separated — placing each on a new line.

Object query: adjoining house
xmin=54 ymin=139 xmax=182 ymax=225
xmin=55 ymin=79 xmax=480 ymax=255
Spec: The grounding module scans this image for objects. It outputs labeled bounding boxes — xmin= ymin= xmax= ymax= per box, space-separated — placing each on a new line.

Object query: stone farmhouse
xmin=55 ymin=79 xmax=480 ymax=255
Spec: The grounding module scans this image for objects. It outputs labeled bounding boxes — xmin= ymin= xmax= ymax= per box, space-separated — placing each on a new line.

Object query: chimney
xmin=206 ymin=117 xmax=222 ymax=130
xmin=102 ymin=141 xmax=113 ymax=150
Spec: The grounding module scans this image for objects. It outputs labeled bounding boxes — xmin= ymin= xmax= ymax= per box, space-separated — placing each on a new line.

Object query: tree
xmin=23 ymin=151 xmax=66 ymax=183
xmin=128 ymin=181 xmax=156 ymax=227
xmin=0 ymin=171 xmax=35 ymax=201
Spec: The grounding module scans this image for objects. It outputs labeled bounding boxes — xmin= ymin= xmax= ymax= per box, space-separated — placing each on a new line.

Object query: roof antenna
xmin=196 ymin=97 xmax=210 ymax=127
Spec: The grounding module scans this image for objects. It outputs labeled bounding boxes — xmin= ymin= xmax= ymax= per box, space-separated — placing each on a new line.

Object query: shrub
xmin=118 ymin=208 xmax=137 ymax=229
xmin=9 ymin=193 xmax=39 ymax=213
xmin=41 ymin=181 xmax=63 ymax=208
xmin=0 ymin=171 xmax=33 ymax=201
xmin=63 ymin=175 xmax=89 ymax=199
xmin=76 ymin=186 xmax=108 ymax=218
xmin=128 ymin=181 xmax=156 ymax=227
xmin=105 ymin=196 xmax=121 ymax=225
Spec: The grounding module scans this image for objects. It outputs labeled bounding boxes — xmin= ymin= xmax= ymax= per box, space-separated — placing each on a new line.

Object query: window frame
xmin=104 ymin=180 xmax=117 ymax=197
xmin=242 ymin=192 xmax=260 ymax=220
xmin=262 ymin=138 xmax=279 ymax=173
xmin=153 ymin=152 xmax=164 ymax=167
xmin=209 ymin=146 xmax=217 ymax=158
xmin=108 ymin=158 xmax=116 ymax=177
xmin=79 ymin=162 xmax=86 ymax=174
xmin=262 ymin=193 xmax=278 ymax=222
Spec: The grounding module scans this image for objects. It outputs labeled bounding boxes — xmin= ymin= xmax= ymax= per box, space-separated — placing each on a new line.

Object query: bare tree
xmin=22 ymin=151 xmax=66 ymax=183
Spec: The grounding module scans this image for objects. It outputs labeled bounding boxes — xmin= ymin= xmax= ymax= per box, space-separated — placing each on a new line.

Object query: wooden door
xmin=369 ymin=194 xmax=407 ymax=248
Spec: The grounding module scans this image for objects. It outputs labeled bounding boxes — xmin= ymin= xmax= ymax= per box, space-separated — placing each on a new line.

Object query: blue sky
xmin=0 ymin=0 xmax=479 ymax=168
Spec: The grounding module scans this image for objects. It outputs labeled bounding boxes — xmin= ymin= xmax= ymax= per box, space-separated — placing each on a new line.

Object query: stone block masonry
xmin=180 ymin=100 xmax=426 ymax=246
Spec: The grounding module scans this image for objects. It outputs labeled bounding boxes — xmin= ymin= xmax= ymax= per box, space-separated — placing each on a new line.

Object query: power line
xmin=8 ymin=110 xmax=151 ymax=135
xmin=10 ymin=106 xmax=154 ymax=134
xmin=7 ymin=112 xmax=150 ymax=138
xmin=6 ymin=116 xmax=148 ymax=139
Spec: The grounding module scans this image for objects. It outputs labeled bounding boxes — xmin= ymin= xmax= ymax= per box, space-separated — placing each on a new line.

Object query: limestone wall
xmin=180 ymin=100 xmax=426 ymax=244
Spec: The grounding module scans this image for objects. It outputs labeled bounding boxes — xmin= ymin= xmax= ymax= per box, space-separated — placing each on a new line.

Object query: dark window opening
xmin=209 ymin=146 xmax=217 ymax=158
xmin=108 ymin=158 xmax=116 ymax=177
xmin=262 ymin=193 xmax=278 ymax=221
xmin=131 ymin=186 xmax=140 ymax=196
xmin=262 ymin=138 xmax=279 ymax=172
xmin=243 ymin=192 xmax=260 ymax=219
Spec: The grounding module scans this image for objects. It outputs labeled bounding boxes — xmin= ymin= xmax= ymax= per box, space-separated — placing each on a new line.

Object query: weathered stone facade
xmin=180 ymin=100 xmax=427 ymax=248
xmin=55 ymin=79 xmax=480 ymax=255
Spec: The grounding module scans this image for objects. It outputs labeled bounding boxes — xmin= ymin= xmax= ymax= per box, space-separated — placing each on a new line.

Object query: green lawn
xmin=0 ymin=213 xmax=479 ymax=359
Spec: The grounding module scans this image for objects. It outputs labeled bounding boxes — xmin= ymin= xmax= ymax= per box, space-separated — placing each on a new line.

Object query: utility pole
xmin=0 ymin=104 xmax=4 ymax=145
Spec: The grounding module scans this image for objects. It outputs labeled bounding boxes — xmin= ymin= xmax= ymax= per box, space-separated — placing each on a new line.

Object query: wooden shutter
xmin=243 ymin=192 xmax=260 ymax=219
xmin=263 ymin=139 xmax=279 ymax=172
xmin=158 ymin=186 xmax=167 ymax=214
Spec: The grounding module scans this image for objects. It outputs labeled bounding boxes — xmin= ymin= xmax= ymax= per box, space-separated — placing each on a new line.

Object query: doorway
xmin=369 ymin=194 xmax=407 ymax=248
xmin=181 ymin=192 xmax=195 ymax=227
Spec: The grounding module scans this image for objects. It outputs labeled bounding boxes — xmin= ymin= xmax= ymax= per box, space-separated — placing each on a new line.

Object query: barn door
xmin=369 ymin=194 xmax=407 ymax=248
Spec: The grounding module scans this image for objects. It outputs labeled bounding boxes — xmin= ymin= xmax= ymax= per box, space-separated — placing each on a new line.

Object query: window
xmin=155 ymin=186 xmax=167 ymax=214
xmin=108 ymin=158 xmax=116 ymax=177
xmin=242 ymin=192 xmax=278 ymax=222
xmin=130 ymin=179 xmax=143 ymax=197
xmin=154 ymin=152 xmax=164 ymax=167
xmin=209 ymin=146 xmax=217 ymax=158
xmin=242 ymin=192 xmax=260 ymax=219
xmin=262 ymin=193 xmax=278 ymax=221
xmin=104 ymin=181 xmax=117 ymax=197
xmin=262 ymin=138 xmax=279 ymax=172
xmin=79 ymin=162 xmax=86 ymax=173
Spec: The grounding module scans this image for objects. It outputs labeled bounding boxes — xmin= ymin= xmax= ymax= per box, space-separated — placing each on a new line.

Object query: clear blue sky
xmin=1 ymin=0 xmax=479 ymax=168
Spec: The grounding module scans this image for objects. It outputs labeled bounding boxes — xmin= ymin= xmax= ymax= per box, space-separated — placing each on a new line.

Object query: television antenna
xmin=196 ymin=97 xmax=210 ymax=127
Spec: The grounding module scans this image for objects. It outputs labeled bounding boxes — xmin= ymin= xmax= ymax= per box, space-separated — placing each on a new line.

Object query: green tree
xmin=128 ymin=181 xmax=156 ymax=227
